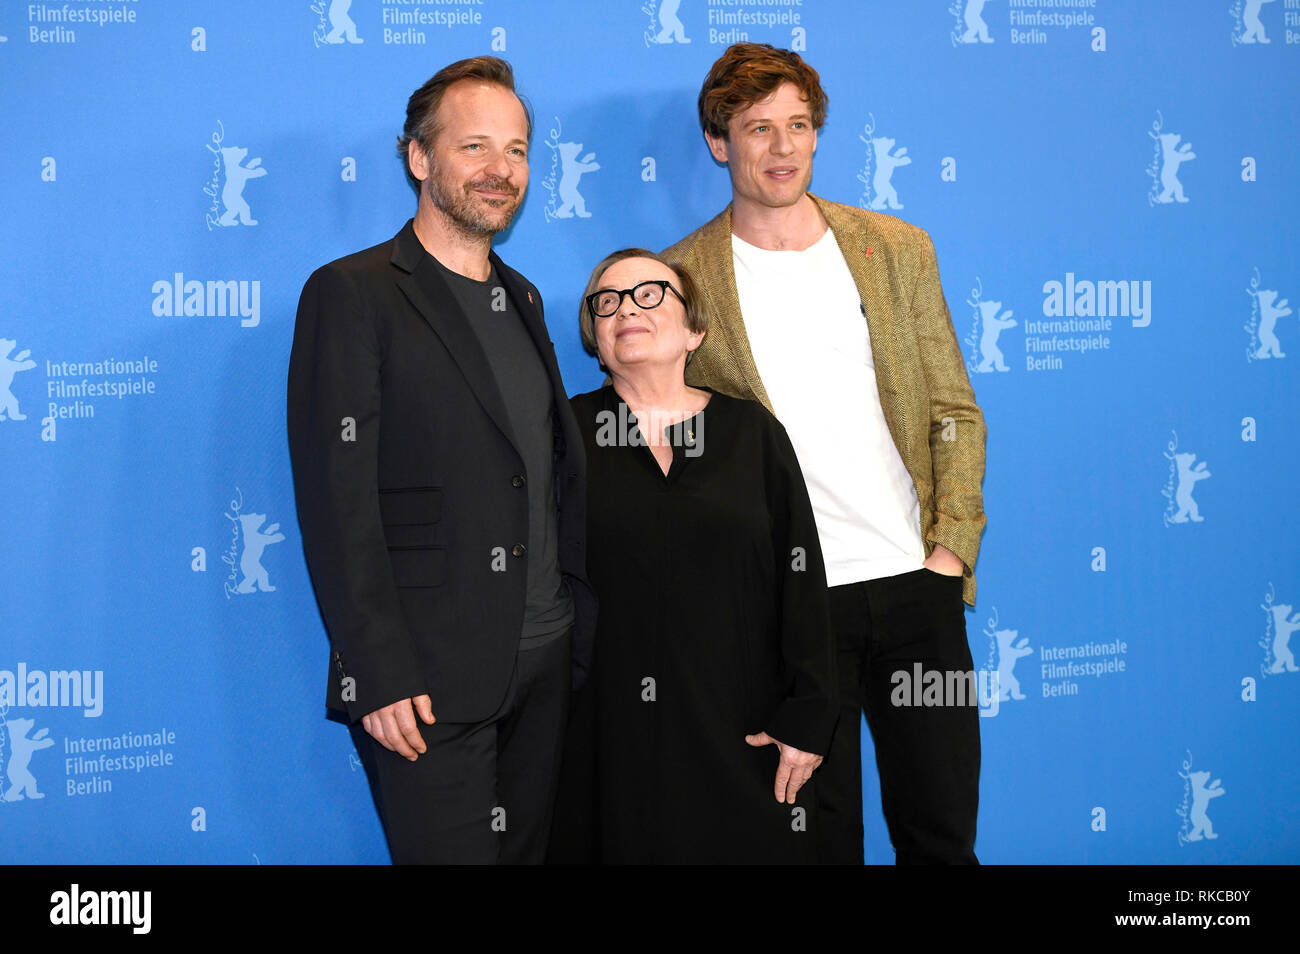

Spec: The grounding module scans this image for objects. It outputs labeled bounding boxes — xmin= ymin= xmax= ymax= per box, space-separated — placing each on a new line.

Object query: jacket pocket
xmin=379 ymin=487 xmax=443 ymax=550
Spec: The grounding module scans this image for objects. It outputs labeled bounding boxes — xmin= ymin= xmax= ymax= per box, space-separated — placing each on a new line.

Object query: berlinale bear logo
xmin=1154 ymin=134 xmax=1195 ymax=204
xmin=645 ymin=0 xmax=691 ymax=45
xmin=235 ymin=513 xmax=285 ymax=594
xmin=205 ymin=123 xmax=269 ymax=230
xmin=0 ymin=338 xmax=36 ymax=422
xmin=320 ymin=0 xmax=363 ymax=45
xmin=869 ymin=137 xmax=911 ymax=211
xmin=951 ymin=0 xmax=995 ymax=45
xmin=856 ymin=116 xmax=912 ymax=212
xmin=222 ymin=489 xmax=286 ymax=598
xmin=1185 ymin=770 xmax=1225 ymax=841
xmin=975 ymin=299 xmax=1017 ymax=372
xmin=979 ymin=607 xmax=1030 ymax=715
xmin=1253 ymin=290 xmax=1292 ymax=359
xmin=1231 ymin=0 xmax=1277 ymax=45
xmin=994 ymin=628 xmax=1031 ymax=701
xmin=964 ymin=280 xmax=1018 ymax=375
xmin=1244 ymin=268 xmax=1292 ymax=362
xmin=1162 ymin=432 xmax=1211 ymax=527
xmin=1266 ymin=603 xmax=1300 ymax=674
xmin=555 ymin=143 xmax=600 ymax=219
xmin=542 ymin=118 xmax=601 ymax=222
xmin=2 ymin=717 xmax=54 ymax=802
xmin=1177 ymin=751 xmax=1226 ymax=846
xmin=219 ymin=147 xmax=268 ymax=227
xmin=1170 ymin=452 xmax=1211 ymax=523
xmin=1147 ymin=113 xmax=1195 ymax=207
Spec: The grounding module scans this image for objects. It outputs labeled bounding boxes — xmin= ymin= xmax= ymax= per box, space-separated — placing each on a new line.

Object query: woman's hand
xmin=745 ymin=732 xmax=824 ymax=804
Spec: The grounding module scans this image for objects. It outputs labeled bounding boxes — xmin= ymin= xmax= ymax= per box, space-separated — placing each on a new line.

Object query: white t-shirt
xmin=731 ymin=229 xmax=925 ymax=586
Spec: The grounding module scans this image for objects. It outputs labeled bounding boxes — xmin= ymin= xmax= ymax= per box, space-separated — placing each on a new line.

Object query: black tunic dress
xmin=549 ymin=386 xmax=838 ymax=864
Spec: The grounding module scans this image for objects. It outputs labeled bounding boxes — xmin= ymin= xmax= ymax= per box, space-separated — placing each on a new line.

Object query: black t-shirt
xmin=430 ymin=255 xmax=574 ymax=645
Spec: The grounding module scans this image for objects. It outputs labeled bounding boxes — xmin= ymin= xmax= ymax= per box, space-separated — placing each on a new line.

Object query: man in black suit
xmin=287 ymin=57 xmax=595 ymax=864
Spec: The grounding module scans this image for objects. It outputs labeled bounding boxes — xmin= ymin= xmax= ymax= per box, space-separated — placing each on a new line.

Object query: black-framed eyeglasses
xmin=585 ymin=280 xmax=686 ymax=318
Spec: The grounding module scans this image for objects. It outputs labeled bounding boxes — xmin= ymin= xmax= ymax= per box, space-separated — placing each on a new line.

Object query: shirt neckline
xmin=731 ymin=227 xmax=834 ymax=256
xmin=598 ymin=384 xmax=715 ymax=483
xmin=425 ymin=251 xmax=498 ymax=288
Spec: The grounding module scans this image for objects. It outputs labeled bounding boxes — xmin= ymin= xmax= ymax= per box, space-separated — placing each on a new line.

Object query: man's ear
xmin=407 ymin=140 xmax=430 ymax=183
xmin=704 ymin=131 xmax=730 ymax=165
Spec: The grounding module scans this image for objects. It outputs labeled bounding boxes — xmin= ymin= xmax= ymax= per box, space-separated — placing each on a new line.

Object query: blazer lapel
xmin=810 ymin=193 xmax=912 ymax=463
xmin=390 ymin=220 xmax=518 ymax=451
xmin=689 ymin=207 xmax=774 ymax=413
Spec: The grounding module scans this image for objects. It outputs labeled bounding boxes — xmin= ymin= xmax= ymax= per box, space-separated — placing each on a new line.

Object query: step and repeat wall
xmin=2 ymin=1 xmax=1297 ymax=864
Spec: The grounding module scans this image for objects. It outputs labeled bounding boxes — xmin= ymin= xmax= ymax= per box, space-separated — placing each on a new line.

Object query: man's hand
xmin=745 ymin=732 xmax=824 ymax=804
xmin=923 ymin=543 xmax=965 ymax=577
xmin=362 ymin=695 xmax=435 ymax=761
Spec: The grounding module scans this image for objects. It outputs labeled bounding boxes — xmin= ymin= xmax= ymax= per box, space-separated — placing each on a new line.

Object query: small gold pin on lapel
xmin=527 ymin=291 xmax=534 ymax=304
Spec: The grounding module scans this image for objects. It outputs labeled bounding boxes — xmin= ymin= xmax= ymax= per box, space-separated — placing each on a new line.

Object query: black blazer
xmin=287 ymin=219 xmax=596 ymax=724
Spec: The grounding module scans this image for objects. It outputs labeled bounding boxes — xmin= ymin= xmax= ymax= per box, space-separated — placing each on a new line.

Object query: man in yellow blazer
xmin=665 ymin=43 xmax=987 ymax=864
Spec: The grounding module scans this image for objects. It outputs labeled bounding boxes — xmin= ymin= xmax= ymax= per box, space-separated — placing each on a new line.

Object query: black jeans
xmin=817 ymin=569 xmax=981 ymax=864
xmin=348 ymin=632 xmax=571 ymax=864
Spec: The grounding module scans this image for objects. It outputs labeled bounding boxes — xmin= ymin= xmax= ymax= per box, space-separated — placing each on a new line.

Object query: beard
xmin=424 ymin=158 xmax=523 ymax=238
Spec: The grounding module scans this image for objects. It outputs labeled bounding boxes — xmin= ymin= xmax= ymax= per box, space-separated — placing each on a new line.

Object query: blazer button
xmin=512 ymin=475 xmax=526 ymax=488
xmin=511 ymin=543 xmax=526 ymax=557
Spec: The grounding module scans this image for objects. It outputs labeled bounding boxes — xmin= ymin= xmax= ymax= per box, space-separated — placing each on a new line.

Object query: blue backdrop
xmin=2 ymin=0 xmax=1297 ymax=864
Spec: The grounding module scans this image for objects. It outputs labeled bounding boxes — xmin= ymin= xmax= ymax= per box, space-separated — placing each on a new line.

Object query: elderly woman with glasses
xmin=547 ymin=248 xmax=838 ymax=864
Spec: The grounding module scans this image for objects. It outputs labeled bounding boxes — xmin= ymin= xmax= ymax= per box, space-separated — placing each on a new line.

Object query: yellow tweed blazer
xmin=664 ymin=192 xmax=987 ymax=605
